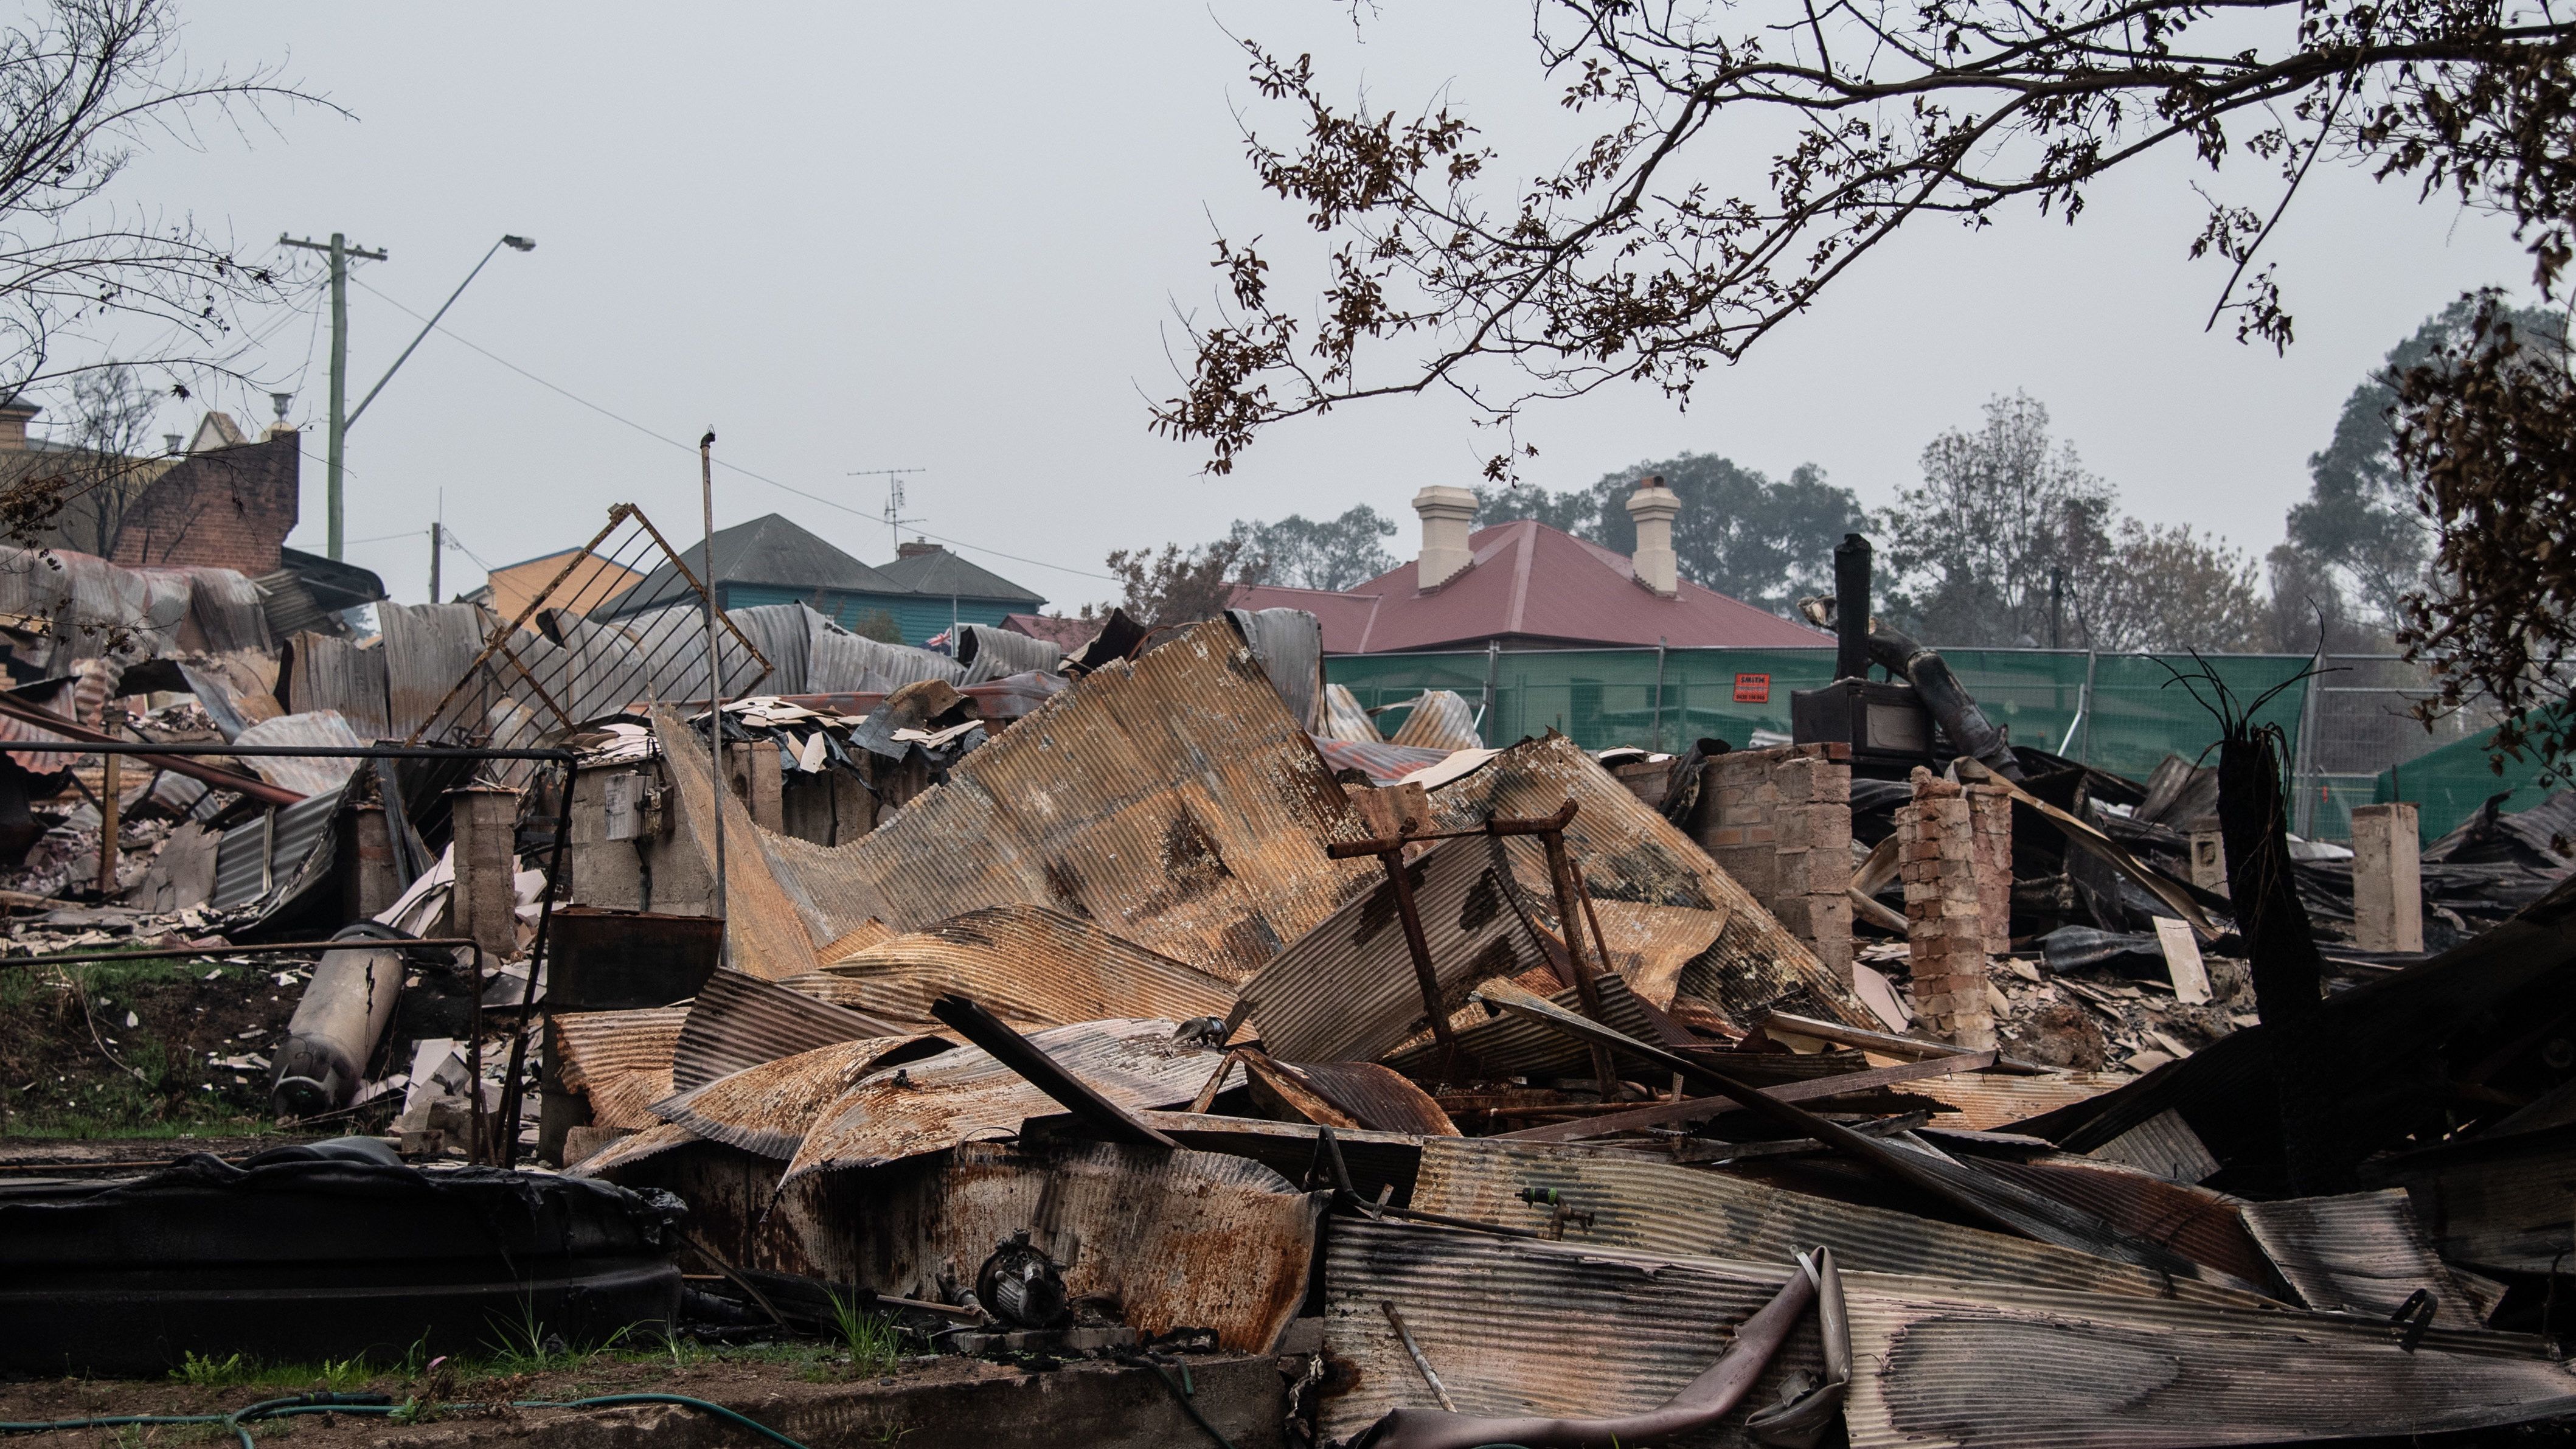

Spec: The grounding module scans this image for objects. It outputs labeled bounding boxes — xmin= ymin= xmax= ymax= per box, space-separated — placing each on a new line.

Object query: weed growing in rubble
xmin=170 ymin=1351 xmax=372 ymax=1392
xmin=827 ymin=1292 xmax=903 ymax=1378
xmin=484 ymin=1301 xmax=630 ymax=1375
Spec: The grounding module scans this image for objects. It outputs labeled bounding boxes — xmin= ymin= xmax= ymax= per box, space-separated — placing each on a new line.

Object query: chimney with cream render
xmin=1626 ymin=476 xmax=1680 ymax=596
xmin=1412 ymin=485 xmax=1479 ymax=590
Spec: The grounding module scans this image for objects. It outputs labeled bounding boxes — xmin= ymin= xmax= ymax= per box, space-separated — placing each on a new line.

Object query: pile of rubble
xmin=10 ymin=574 xmax=2576 ymax=1448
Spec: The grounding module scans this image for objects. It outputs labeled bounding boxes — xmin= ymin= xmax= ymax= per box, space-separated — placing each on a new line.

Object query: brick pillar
xmin=448 ymin=784 xmax=522 ymax=961
xmin=1965 ymin=782 xmax=2013 ymax=957
xmin=2350 ymin=802 xmax=2423 ymax=953
xmin=1689 ymin=743 xmax=1853 ymax=981
xmin=1897 ymin=768 xmax=1994 ymax=1049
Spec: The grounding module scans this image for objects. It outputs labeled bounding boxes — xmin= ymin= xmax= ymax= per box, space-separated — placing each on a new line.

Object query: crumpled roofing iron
xmin=802 ymin=905 xmax=1237 ymax=1030
xmin=782 ymin=1017 xmax=1216 ymax=1181
xmin=651 ymin=1032 xmax=953 ymax=1158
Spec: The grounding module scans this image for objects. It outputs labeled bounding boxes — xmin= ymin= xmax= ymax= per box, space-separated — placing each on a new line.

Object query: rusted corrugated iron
xmin=1838 ymin=1270 xmax=2576 ymax=1449
xmin=2240 ymin=1189 xmax=2491 ymax=1327
xmin=844 ymin=1138 xmax=1320 ymax=1352
xmin=805 ymin=622 xmax=1376 ymax=978
xmin=1911 ymin=1070 xmax=2127 ymax=1130
xmin=648 ymin=708 xmax=827 ymax=981
xmin=783 ymin=1018 xmax=1217 ymax=1181
xmin=670 ymin=969 xmax=907 ymax=1091
xmin=798 ymin=905 xmax=1237 ymax=1030
xmin=653 ymin=1033 xmax=953 ymax=1158
xmin=552 ymin=1007 xmax=689 ymax=1131
xmin=1405 ymin=1136 xmax=2274 ymax=1308
xmin=1319 ymin=1216 xmax=1825 ymax=1447
xmin=1241 ymin=1054 xmax=1459 ymax=1136
xmin=1971 ymin=1156 xmax=2274 ymax=1289
xmin=1426 ymin=734 xmax=1872 ymax=1026
xmin=1246 ymin=833 xmax=1550 ymax=1064
xmin=566 ymin=1119 xmax=698 ymax=1175
xmin=1381 ymin=971 xmax=1661 ymax=1082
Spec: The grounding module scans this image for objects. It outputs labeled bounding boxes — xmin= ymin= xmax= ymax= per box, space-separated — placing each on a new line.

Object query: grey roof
xmin=873 ymin=544 xmax=1043 ymax=605
xmin=604 ymin=513 xmax=904 ymax=616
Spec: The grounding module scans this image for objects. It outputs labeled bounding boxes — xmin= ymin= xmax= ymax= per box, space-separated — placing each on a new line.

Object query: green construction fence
xmin=1326 ymin=645 xmax=2330 ymax=816
xmin=2372 ymin=709 xmax=2569 ymax=845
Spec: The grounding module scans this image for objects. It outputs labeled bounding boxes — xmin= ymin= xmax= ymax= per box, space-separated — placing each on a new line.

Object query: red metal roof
xmin=1232 ymin=519 xmax=1827 ymax=653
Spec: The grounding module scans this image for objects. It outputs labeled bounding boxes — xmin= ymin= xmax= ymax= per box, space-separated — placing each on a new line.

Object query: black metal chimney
xmin=1833 ymin=532 xmax=1872 ymax=682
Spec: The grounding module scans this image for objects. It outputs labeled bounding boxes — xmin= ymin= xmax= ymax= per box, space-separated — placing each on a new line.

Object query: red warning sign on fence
xmin=1734 ymin=673 xmax=1771 ymax=703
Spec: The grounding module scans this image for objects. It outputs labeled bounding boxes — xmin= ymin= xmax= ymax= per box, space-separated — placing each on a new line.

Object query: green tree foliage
xmin=1879 ymin=394 xmax=2263 ymax=650
xmin=1226 ymin=504 xmax=1397 ymax=591
xmin=2269 ymin=296 xmax=2567 ymax=653
xmin=845 ymin=608 xmax=903 ymax=644
xmin=1476 ymin=451 xmax=1866 ymax=614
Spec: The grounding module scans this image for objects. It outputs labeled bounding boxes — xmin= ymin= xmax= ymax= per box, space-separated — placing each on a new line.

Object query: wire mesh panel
xmin=403 ymin=504 xmax=771 ymax=749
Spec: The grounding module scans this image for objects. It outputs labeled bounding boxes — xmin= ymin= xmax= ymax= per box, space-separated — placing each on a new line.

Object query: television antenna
xmin=850 ymin=467 xmax=926 ymax=555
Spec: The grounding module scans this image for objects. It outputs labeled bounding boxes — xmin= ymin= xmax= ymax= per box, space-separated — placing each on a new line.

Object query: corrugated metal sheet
xmin=552 ymin=1007 xmax=689 ymax=1086
xmin=0 ymin=546 xmax=210 ymax=665
xmin=783 ymin=1017 xmax=1215 ymax=1180
xmin=956 ymin=622 xmax=1061 ymax=684
xmin=1264 ymin=1058 xmax=1457 ymax=1136
xmin=1319 ymin=1215 xmax=1823 ymax=1447
xmin=800 ymin=905 xmax=1235 ymax=1030
xmin=2086 ymin=1107 xmax=2220 ymax=1183
xmin=1912 ymin=1071 xmax=2128 ymax=1130
xmin=210 ymin=791 xmax=341 ymax=911
xmin=654 ymin=1032 xmax=952 ymax=1158
xmin=1223 ymin=606 xmax=1323 ymax=732
xmin=1972 ymin=1157 xmax=2272 ymax=1288
xmin=648 ymin=709 xmax=827 ymax=981
xmin=1319 ymin=681 xmax=1380 ymax=742
xmin=1246 ymin=834 xmax=1551 ymax=1063
xmin=1307 ymin=735 xmax=1457 ymax=785
xmin=231 ymin=710 xmax=366 ymax=797
xmin=179 ymin=567 xmax=272 ymax=654
xmin=2240 ymin=1189 xmax=2485 ymax=1326
xmin=381 ymin=602 xmax=495 ymax=740
xmin=1128 ymin=1110 xmax=1427 ymax=1203
xmin=552 ymin=1006 xmax=686 ymax=1131
xmin=1387 ymin=689 xmax=1481 ymax=749
xmin=671 ymin=968 xmax=908 ymax=1091
xmin=760 ymin=622 xmax=1376 ymax=976
xmin=723 ymin=603 xmax=814 ymax=696
xmin=1426 ymin=734 xmax=1869 ymax=1024
xmin=845 ymin=1138 xmax=1318 ymax=1352
xmin=567 ymin=1119 xmax=698 ymax=1176
xmin=1406 ymin=1136 xmax=2273 ymax=1308
xmin=284 ymin=633 xmax=391 ymax=741
xmin=1838 ymin=1270 xmax=2576 ymax=1449
xmin=2368 ymin=1125 xmax=2576 ymax=1275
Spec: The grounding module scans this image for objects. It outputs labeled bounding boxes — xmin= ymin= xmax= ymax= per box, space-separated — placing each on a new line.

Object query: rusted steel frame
xmin=1538 ymin=823 xmax=1622 ymax=1092
xmin=1355 ymin=1253 xmax=1819 ymax=1449
xmin=406 ymin=506 xmax=633 ymax=745
xmin=1382 ymin=841 xmax=1462 ymax=1066
xmin=1321 ymin=799 xmax=1580 ymax=859
xmin=96 ymin=740 xmax=118 ymax=894
xmin=621 ymin=501 xmax=772 ymax=677
xmin=1757 ymin=1007 xmax=2048 ymax=1073
xmin=494 ymin=765 xmax=576 ymax=1167
xmin=0 ymin=693 xmax=302 ymax=807
xmin=1498 ymin=1049 xmax=1998 ymax=1142
xmin=493 ymin=636 xmax=577 ymax=734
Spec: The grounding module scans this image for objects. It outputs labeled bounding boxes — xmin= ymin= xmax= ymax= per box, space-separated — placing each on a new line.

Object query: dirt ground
xmin=0 ymin=949 xmax=355 ymax=1141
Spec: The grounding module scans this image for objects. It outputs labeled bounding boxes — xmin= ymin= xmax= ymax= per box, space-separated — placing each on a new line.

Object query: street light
xmin=347 ymin=234 xmax=535 ymax=429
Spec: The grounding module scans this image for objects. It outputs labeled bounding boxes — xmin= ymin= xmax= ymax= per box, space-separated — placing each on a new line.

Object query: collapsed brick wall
xmin=1690 ymin=742 xmax=1853 ymax=981
xmin=1898 ymin=768 xmax=1995 ymax=1049
xmin=1967 ymin=781 xmax=2013 ymax=958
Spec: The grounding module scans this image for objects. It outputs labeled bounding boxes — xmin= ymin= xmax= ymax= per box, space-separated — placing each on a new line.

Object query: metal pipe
xmin=0 ymin=741 xmax=574 ymax=760
xmin=1833 ymin=533 xmax=1872 ymax=682
xmin=0 ymin=936 xmax=485 ymax=970
xmin=701 ymin=434 xmax=727 ymax=951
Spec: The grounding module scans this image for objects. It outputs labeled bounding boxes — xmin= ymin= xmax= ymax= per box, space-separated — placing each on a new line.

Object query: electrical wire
xmin=344 ymin=275 xmax=1120 ymax=585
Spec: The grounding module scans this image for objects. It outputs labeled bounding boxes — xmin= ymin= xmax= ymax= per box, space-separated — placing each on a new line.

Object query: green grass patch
xmin=170 ymin=1350 xmax=375 ymax=1392
xmin=828 ymin=1293 xmax=904 ymax=1378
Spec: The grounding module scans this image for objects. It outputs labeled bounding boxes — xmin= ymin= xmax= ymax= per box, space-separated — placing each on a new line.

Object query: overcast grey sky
xmin=105 ymin=3 xmax=2537 ymax=611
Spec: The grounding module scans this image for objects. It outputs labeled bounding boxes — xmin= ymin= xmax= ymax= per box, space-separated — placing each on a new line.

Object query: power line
xmin=342 ymin=277 xmax=1120 ymax=585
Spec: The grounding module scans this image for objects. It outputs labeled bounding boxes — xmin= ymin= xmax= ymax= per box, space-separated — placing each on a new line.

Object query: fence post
xmin=2292 ymin=649 xmax=2326 ymax=838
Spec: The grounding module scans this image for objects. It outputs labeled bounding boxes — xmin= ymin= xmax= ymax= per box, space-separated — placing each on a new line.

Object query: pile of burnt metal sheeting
xmin=527 ymin=616 xmax=2576 ymax=1447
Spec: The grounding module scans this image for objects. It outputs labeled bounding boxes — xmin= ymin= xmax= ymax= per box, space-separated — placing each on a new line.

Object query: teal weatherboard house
xmin=596 ymin=513 xmax=1043 ymax=647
